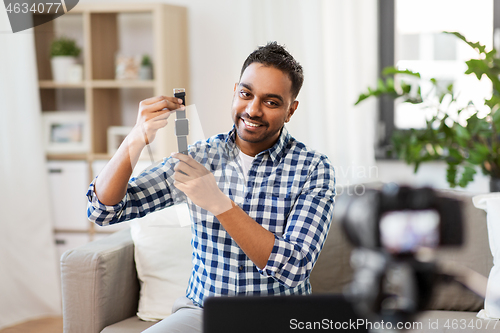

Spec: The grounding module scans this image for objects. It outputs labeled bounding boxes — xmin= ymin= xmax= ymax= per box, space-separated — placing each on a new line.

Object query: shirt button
xmin=238 ymin=265 xmax=244 ymax=271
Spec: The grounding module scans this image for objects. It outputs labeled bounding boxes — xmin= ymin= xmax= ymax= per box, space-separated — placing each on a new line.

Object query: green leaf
xmin=50 ymin=36 xmax=81 ymax=57
xmin=382 ymin=66 xmax=421 ymax=78
xmin=458 ymin=165 xmax=477 ymax=187
xmin=487 ymin=48 xmax=498 ymax=59
xmin=444 ymin=31 xmax=486 ymax=54
xmin=446 ymin=164 xmax=458 ymax=187
xmin=486 ymin=95 xmax=500 ymax=111
xmin=401 ymin=81 xmax=411 ymax=94
xmin=468 ymin=142 xmax=490 ymax=165
xmin=386 ymin=77 xmax=395 ymax=90
xmin=493 ymin=110 xmax=500 ymax=129
xmin=468 ymin=152 xmax=485 ymax=165
xmin=447 ymin=148 xmax=464 ymax=164
xmin=473 ymin=142 xmax=491 ymax=155
xmin=377 ymin=78 xmax=386 ymax=92
xmin=467 ymin=113 xmax=491 ymax=136
xmin=413 ymin=161 xmax=420 ymax=173
xmin=354 ymin=94 xmax=369 ymax=105
xmin=455 ymin=124 xmax=471 ymax=141
xmin=465 ymin=59 xmax=490 ymax=80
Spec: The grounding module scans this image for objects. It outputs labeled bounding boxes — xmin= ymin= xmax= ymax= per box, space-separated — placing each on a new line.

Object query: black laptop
xmin=203 ymin=294 xmax=368 ymax=333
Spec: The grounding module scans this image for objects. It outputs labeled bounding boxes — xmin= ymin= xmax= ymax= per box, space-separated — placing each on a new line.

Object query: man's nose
xmin=246 ymin=99 xmax=262 ymax=118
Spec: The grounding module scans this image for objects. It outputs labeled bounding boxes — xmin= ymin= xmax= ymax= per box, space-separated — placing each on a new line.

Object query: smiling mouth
xmin=241 ymin=118 xmax=264 ymax=128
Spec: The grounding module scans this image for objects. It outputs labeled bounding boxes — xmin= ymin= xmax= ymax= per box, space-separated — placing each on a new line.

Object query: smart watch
xmin=173 ymin=88 xmax=188 ymax=155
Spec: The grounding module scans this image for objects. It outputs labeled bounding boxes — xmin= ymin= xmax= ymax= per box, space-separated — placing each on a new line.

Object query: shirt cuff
xmin=259 ymin=235 xmax=295 ymax=279
xmin=86 ymin=177 xmax=126 ymax=214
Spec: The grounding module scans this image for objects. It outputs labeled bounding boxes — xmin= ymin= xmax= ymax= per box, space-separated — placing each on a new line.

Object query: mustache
xmin=238 ymin=114 xmax=267 ymax=126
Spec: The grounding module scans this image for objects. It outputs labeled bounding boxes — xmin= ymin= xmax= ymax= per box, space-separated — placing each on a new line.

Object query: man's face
xmin=231 ymin=63 xmax=298 ymax=156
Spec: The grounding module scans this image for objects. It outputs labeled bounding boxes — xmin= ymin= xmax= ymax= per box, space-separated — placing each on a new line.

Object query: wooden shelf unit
xmin=34 ymin=3 xmax=189 ymax=240
xmin=39 ymin=80 xmax=156 ymax=88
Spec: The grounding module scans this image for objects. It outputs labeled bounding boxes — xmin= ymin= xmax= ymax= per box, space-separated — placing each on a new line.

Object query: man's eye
xmin=240 ymin=91 xmax=250 ymax=98
xmin=267 ymin=100 xmax=278 ymax=107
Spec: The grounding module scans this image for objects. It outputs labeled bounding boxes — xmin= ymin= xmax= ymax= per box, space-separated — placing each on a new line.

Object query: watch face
xmin=174 ymin=88 xmax=186 ymax=105
xmin=175 ymin=119 xmax=189 ymax=136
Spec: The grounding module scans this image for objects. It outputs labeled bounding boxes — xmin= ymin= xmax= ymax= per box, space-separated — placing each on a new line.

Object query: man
xmin=87 ymin=42 xmax=336 ymax=332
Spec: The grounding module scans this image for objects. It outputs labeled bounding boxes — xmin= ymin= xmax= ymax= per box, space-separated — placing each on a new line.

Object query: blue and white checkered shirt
xmin=87 ymin=126 xmax=336 ymax=307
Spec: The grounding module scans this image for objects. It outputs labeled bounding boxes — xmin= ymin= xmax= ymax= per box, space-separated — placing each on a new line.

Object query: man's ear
xmin=285 ymin=100 xmax=299 ymax=123
xmin=234 ymin=83 xmax=238 ymax=92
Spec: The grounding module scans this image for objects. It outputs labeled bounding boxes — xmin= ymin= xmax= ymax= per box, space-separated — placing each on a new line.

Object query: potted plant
xmin=356 ymin=32 xmax=500 ymax=191
xmin=50 ymin=36 xmax=81 ymax=83
xmin=139 ymin=54 xmax=153 ymax=80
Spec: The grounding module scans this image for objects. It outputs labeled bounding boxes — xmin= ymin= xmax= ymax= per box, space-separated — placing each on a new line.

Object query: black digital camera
xmin=335 ymin=184 xmax=463 ymax=326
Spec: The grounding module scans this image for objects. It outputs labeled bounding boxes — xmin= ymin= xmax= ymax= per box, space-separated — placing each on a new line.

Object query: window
xmin=377 ymin=0 xmax=498 ymax=157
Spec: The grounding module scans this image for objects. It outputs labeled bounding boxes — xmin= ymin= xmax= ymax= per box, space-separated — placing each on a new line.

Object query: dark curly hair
xmin=240 ymin=42 xmax=304 ymax=99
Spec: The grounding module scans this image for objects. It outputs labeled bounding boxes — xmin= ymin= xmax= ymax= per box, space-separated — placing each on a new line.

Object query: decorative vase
xmin=51 ymin=56 xmax=77 ymax=83
xmin=139 ymin=65 xmax=153 ymax=80
xmin=491 ymin=178 xmax=500 ymax=192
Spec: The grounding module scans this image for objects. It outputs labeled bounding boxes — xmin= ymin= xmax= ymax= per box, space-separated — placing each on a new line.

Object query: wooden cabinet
xmin=35 ymin=3 xmax=189 ymax=241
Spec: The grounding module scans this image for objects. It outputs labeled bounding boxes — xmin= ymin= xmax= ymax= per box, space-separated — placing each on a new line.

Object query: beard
xmin=234 ymin=114 xmax=267 ymax=142
xmin=234 ymin=114 xmax=285 ymax=147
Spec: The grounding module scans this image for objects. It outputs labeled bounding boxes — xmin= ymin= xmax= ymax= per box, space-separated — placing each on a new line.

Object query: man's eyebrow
xmin=239 ymin=82 xmax=253 ymax=91
xmin=238 ymin=82 xmax=284 ymax=104
xmin=265 ymin=93 xmax=284 ymax=104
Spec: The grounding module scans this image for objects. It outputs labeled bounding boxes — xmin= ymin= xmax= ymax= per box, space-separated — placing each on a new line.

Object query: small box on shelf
xmin=42 ymin=111 xmax=89 ymax=154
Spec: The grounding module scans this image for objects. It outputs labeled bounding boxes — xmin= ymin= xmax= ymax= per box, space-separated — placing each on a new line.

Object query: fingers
xmin=171 ymin=153 xmax=198 ymax=170
xmin=147 ymin=118 xmax=170 ymax=130
xmin=173 ymin=158 xmax=196 ymax=175
xmin=173 ymin=169 xmax=191 ymax=183
xmin=134 ymin=95 xmax=183 ymax=146
xmin=138 ymin=96 xmax=184 ymax=124
xmin=171 ymin=152 xmax=192 ymax=163
xmin=172 ymin=153 xmax=210 ymax=179
xmin=143 ymin=98 xmax=183 ymax=115
xmin=150 ymin=110 xmax=174 ymax=122
xmin=141 ymin=95 xmax=184 ymax=107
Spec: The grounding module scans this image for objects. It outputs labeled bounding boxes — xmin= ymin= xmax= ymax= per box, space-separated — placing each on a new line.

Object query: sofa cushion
xmin=426 ymin=190 xmax=491 ymax=311
xmin=101 ymin=316 xmax=155 ymax=333
xmin=130 ymin=203 xmax=193 ymax=321
xmin=310 ymin=183 xmax=380 ymax=294
xmin=310 ymin=219 xmax=354 ymax=293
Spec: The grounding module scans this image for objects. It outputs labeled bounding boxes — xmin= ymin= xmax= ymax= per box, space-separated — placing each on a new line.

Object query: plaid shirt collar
xmin=225 ymin=125 xmax=291 ymax=166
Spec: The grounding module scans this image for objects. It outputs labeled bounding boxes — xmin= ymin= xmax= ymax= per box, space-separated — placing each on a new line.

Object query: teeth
xmin=243 ymin=119 xmax=261 ymax=127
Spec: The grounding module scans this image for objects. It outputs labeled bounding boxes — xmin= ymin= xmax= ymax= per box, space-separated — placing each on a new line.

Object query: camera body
xmin=336 ymin=184 xmax=463 ymax=325
xmin=339 ymin=184 xmax=462 ymax=253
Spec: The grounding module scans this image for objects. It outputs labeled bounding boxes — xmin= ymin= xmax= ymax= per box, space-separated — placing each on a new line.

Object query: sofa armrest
xmin=61 ymin=228 xmax=140 ymax=333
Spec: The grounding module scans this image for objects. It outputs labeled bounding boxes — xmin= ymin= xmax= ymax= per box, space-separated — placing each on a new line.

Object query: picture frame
xmin=115 ymin=55 xmax=140 ymax=80
xmin=42 ymin=111 xmax=89 ymax=154
xmin=107 ymin=126 xmax=133 ymax=155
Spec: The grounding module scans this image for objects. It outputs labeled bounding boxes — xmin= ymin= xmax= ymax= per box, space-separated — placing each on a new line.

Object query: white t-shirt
xmin=238 ymin=150 xmax=255 ymax=182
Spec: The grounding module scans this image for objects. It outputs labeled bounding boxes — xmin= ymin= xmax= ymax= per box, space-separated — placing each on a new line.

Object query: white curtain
xmin=237 ymin=0 xmax=378 ymax=186
xmin=0 ymin=7 xmax=61 ymax=329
